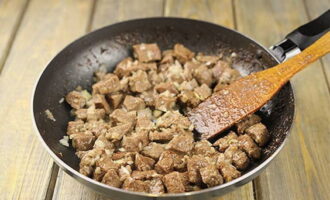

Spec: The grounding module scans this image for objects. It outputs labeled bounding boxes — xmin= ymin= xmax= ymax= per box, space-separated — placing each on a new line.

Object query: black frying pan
xmin=32 ymin=10 xmax=329 ymax=200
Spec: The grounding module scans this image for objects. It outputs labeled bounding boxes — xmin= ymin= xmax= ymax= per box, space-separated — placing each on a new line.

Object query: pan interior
xmin=33 ymin=18 xmax=294 ymax=177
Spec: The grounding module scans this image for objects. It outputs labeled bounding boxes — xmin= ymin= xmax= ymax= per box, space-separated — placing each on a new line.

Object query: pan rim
xmin=31 ymin=17 xmax=295 ymax=198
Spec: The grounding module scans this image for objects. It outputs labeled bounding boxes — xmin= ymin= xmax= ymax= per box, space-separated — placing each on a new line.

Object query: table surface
xmin=0 ymin=0 xmax=329 ymax=199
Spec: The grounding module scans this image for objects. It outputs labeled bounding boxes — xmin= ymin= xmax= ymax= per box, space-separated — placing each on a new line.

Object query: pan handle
xmin=270 ymin=9 xmax=329 ymax=62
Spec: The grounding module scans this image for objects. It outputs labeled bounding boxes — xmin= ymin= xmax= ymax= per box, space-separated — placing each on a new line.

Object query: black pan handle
xmin=271 ymin=9 xmax=330 ymax=62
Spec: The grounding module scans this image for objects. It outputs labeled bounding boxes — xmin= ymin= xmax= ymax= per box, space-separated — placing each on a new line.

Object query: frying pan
xmin=32 ymin=10 xmax=329 ymax=200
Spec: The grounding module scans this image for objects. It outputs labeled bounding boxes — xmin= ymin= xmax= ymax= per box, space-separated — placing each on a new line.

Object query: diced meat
xmin=84 ymin=120 xmax=110 ymax=137
xmin=92 ymin=74 xmax=120 ymax=94
xmin=236 ymin=114 xmax=261 ymax=134
xmin=166 ymin=61 xmax=184 ymax=83
xmin=163 ymin=172 xmax=186 ymax=193
xmin=135 ymin=153 xmax=155 ymax=171
xmin=179 ymin=90 xmax=200 ymax=107
xmin=196 ymin=54 xmax=219 ymax=66
xmin=67 ymin=120 xmax=84 ymax=135
xmin=137 ymin=108 xmax=152 ymax=119
xmin=187 ymin=155 xmax=209 ymax=184
xmin=161 ymin=50 xmax=174 ymax=64
xmin=238 ymin=135 xmax=261 ymax=160
xmin=217 ymin=159 xmax=241 ymax=182
xmin=131 ymin=170 xmax=161 ymax=180
xmin=139 ymin=90 xmax=155 ymax=107
xmin=114 ymin=57 xmax=133 ymax=77
xmin=212 ymin=60 xmax=230 ymax=78
xmin=122 ymin=135 xmax=143 ymax=152
xmin=119 ymin=77 xmax=129 ymax=92
xmin=86 ymin=106 xmax=105 ymax=122
xmin=193 ymin=140 xmax=217 ymax=156
xmin=194 ymin=84 xmax=212 ymax=100
xmin=245 ymin=123 xmax=270 ymax=147
xmin=110 ymin=109 xmax=136 ymax=124
xmin=179 ymin=79 xmax=199 ymax=91
xmin=107 ymin=93 xmax=124 ymax=108
xmin=122 ymin=178 xmax=150 ymax=193
xmin=224 ymin=145 xmax=250 ymax=170
xmin=133 ymin=43 xmax=161 ymax=62
xmin=149 ymin=178 xmax=165 ymax=194
xmin=157 ymin=150 xmax=186 ymax=172
xmin=148 ymin=70 xmax=165 ymax=85
xmin=93 ymin=135 xmax=115 ymax=151
xmin=75 ymin=109 xmax=87 ymax=120
xmin=193 ymin=65 xmax=213 ymax=86
xmin=136 ymin=116 xmax=154 ymax=131
xmin=154 ymin=91 xmax=177 ymax=112
xmin=123 ymin=95 xmax=145 ymax=111
xmin=156 ymin=111 xmax=192 ymax=130
xmin=200 ymin=165 xmax=223 ymax=187
xmin=213 ymin=131 xmax=238 ymax=152
xmin=118 ymin=165 xmax=132 ymax=181
xmin=155 ymin=157 xmax=174 ymax=174
xmin=129 ymin=70 xmax=152 ymax=93
xmin=154 ymin=82 xmax=178 ymax=94
xmin=142 ymin=142 xmax=166 ymax=159
xmin=218 ymin=67 xmax=241 ymax=85
xmin=93 ymin=166 xmax=106 ymax=181
xmin=101 ymin=169 xmax=122 ymax=188
xmin=66 ymin=91 xmax=86 ymax=109
xmin=72 ymin=134 xmax=96 ymax=151
xmin=79 ymin=149 xmax=103 ymax=176
xmin=111 ymin=152 xmax=134 ymax=166
xmin=93 ymin=94 xmax=111 ymax=114
xmin=173 ymin=44 xmax=195 ymax=64
xmin=105 ymin=123 xmax=132 ymax=141
xmin=96 ymin=155 xmax=120 ymax=172
xmin=167 ymin=134 xmax=194 ymax=153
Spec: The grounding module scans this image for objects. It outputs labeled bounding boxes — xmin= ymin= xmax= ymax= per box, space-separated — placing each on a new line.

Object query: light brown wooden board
xmin=0 ymin=0 xmax=28 ymax=72
xmin=0 ymin=0 xmax=93 ymax=199
xmin=235 ymin=0 xmax=330 ymax=199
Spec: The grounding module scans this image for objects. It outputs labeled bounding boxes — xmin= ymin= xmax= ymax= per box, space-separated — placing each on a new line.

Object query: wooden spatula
xmin=188 ymin=32 xmax=330 ymax=140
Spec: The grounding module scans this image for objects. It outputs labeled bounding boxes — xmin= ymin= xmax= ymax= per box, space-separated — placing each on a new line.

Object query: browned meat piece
xmin=114 ymin=57 xmax=133 ymax=77
xmin=196 ymin=54 xmax=219 ymax=66
xmin=193 ymin=65 xmax=213 ymax=86
xmin=86 ymin=106 xmax=105 ymax=121
xmin=66 ymin=91 xmax=86 ymax=109
xmin=157 ymin=150 xmax=186 ymax=172
xmin=101 ymin=169 xmax=122 ymax=188
xmin=194 ymin=84 xmax=212 ymax=100
xmin=213 ymin=131 xmax=238 ymax=152
xmin=136 ymin=116 xmax=154 ymax=131
xmin=173 ymin=44 xmax=195 ymax=64
xmin=93 ymin=166 xmax=106 ymax=181
xmin=154 ymin=82 xmax=178 ymax=94
xmin=148 ymin=70 xmax=165 ymax=86
xmin=75 ymin=109 xmax=87 ymax=120
xmin=179 ymin=90 xmax=201 ymax=107
xmin=107 ymin=93 xmax=124 ymax=109
xmin=96 ymin=155 xmax=121 ymax=172
xmin=167 ymin=134 xmax=194 ymax=153
xmin=236 ymin=114 xmax=261 ymax=134
xmin=193 ymin=140 xmax=217 ymax=156
xmin=161 ymin=50 xmax=174 ymax=64
xmin=111 ymin=152 xmax=134 ymax=166
xmin=218 ymin=67 xmax=241 ymax=85
xmin=149 ymin=178 xmax=165 ymax=194
xmin=129 ymin=70 xmax=152 ymax=93
xmin=105 ymin=123 xmax=132 ymax=141
xmin=212 ymin=60 xmax=230 ymax=78
xmin=156 ymin=111 xmax=192 ymax=130
xmin=79 ymin=149 xmax=103 ymax=176
xmin=93 ymin=94 xmax=111 ymax=114
xmin=179 ymin=79 xmax=199 ymax=91
xmin=200 ymin=165 xmax=223 ymax=187
xmin=163 ymin=172 xmax=186 ymax=193
xmin=67 ymin=120 xmax=84 ymax=135
xmin=119 ymin=77 xmax=129 ymax=92
xmin=149 ymin=128 xmax=175 ymax=142
xmin=118 ymin=165 xmax=132 ymax=181
xmin=135 ymin=130 xmax=150 ymax=147
xmin=137 ymin=108 xmax=152 ymax=119
xmin=135 ymin=153 xmax=155 ymax=171
xmin=224 ymin=145 xmax=250 ymax=170
xmin=238 ymin=134 xmax=261 ymax=160
xmin=245 ymin=123 xmax=270 ymax=147
xmin=72 ymin=134 xmax=96 ymax=151
xmin=123 ymin=95 xmax=145 ymax=111
xmin=166 ymin=61 xmax=184 ymax=83
xmin=217 ymin=160 xmax=241 ymax=182
xmin=155 ymin=157 xmax=174 ymax=174
xmin=133 ymin=43 xmax=161 ymax=62
xmin=154 ymin=91 xmax=177 ymax=112
xmin=142 ymin=142 xmax=166 ymax=159
xmin=187 ymin=155 xmax=209 ymax=184
xmin=139 ymin=90 xmax=155 ymax=107
xmin=92 ymin=74 xmax=120 ymax=94
xmin=84 ymin=120 xmax=110 ymax=137
xmin=122 ymin=135 xmax=143 ymax=152
xmin=131 ymin=170 xmax=161 ymax=180
xmin=122 ymin=178 xmax=150 ymax=192
xmin=110 ymin=109 xmax=136 ymax=124
xmin=93 ymin=135 xmax=115 ymax=151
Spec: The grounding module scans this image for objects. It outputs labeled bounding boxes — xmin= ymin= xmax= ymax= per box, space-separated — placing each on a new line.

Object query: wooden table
xmin=0 ymin=0 xmax=329 ymax=199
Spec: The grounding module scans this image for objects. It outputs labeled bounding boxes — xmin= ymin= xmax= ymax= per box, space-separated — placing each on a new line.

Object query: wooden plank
xmin=0 ymin=0 xmax=93 ymax=199
xmin=165 ymin=1 xmax=254 ymax=200
xmin=52 ymin=1 xmax=164 ymax=199
xmin=235 ymin=0 xmax=330 ymax=200
xmin=0 ymin=0 xmax=29 ymax=72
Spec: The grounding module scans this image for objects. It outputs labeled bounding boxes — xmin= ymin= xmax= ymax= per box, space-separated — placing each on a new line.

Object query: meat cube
xmin=200 ymin=165 xmax=223 ymax=187
xmin=96 ymin=155 xmax=120 ymax=172
xmin=137 ymin=108 xmax=152 ymax=119
xmin=129 ymin=70 xmax=152 ymax=93
xmin=155 ymin=157 xmax=174 ymax=174
xmin=194 ymin=84 xmax=212 ymax=100
xmin=136 ymin=116 xmax=154 ymax=131
xmin=79 ymin=149 xmax=103 ymax=176
xmin=84 ymin=120 xmax=110 ymax=137
xmin=161 ymin=49 xmax=174 ymax=64
xmin=213 ymin=131 xmax=238 ymax=152
xmin=122 ymin=135 xmax=143 ymax=152
xmin=133 ymin=43 xmax=161 ymax=62
xmin=148 ymin=70 xmax=165 ymax=86
xmin=149 ymin=128 xmax=176 ymax=142
xmin=92 ymin=74 xmax=120 ymax=94
xmin=93 ymin=94 xmax=111 ymax=114
xmin=193 ymin=140 xmax=217 ymax=156
xmin=218 ymin=67 xmax=241 ymax=85
xmin=123 ymin=95 xmax=145 ymax=111
xmin=173 ymin=44 xmax=195 ymax=64
xmin=66 ymin=91 xmax=86 ymax=109
xmin=167 ymin=134 xmax=194 ymax=153
xmin=193 ymin=65 xmax=213 ymax=86
xmin=156 ymin=111 xmax=192 ymax=130
xmin=196 ymin=54 xmax=219 ymax=66
xmin=217 ymin=160 xmax=241 ymax=182
xmin=238 ymin=135 xmax=261 ymax=160
xmin=245 ymin=123 xmax=270 ymax=147
xmin=93 ymin=166 xmax=106 ymax=181
xmin=86 ymin=106 xmax=105 ymax=121
xmin=135 ymin=153 xmax=155 ymax=171
xmin=154 ymin=91 xmax=177 ymax=112
xmin=118 ymin=165 xmax=132 ymax=181
xmin=187 ymin=155 xmax=209 ymax=184
xmin=93 ymin=135 xmax=115 ymax=151
xmin=101 ymin=169 xmax=122 ymax=188
xmin=166 ymin=61 xmax=184 ymax=83
xmin=179 ymin=90 xmax=201 ymax=107
xmin=67 ymin=120 xmax=84 ymax=135
xmin=107 ymin=93 xmax=124 ymax=108
xmin=149 ymin=178 xmax=165 ymax=194
xmin=111 ymin=152 xmax=134 ymax=166
xmin=160 ymin=150 xmax=186 ymax=171
xmin=122 ymin=178 xmax=150 ymax=193
xmin=131 ymin=170 xmax=161 ymax=180
xmin=110 ymin=109 xmax=136 ymax=124
xmin=212 ymin=60 xmax=230 ymax=78
xmin=114 ymin=57 xmax=134 ymax=77
xmin=120 ymin=77 xmax=129 ymax=92
xmin=224 ymin=145 xmax=250 ymax=170
xmin=75 ymin=109 xmax=87 ymax=120
xmin=139 ymin=90 xmax=155 ymax=107
xmin=163 ymin=172 xmax=186 ymax=193
xmin=179 ymin=79 xmax=199 ymax=91
xmin=72 ymin=134 xmax=96 ymax=151
xmin=142 ymin=142 xmax=166 ymax=159
xmin=154 ymin=82 xmax=178 ymax=94
xmin=105 ymin=123 xmax=132 ymax=141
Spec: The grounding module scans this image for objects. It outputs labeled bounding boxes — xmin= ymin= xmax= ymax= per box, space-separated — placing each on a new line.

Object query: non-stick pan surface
xmin=32 ymin=18 xmax=294 ymax=199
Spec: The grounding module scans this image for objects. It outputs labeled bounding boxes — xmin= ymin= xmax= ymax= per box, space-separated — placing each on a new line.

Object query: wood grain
xmin=0 ymin=0 xmax=29 ymax=72
xmin=0 ymin=0 xmax=93 ymax=199
xmin=235 ymin=0 xmax=330 ymax=200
